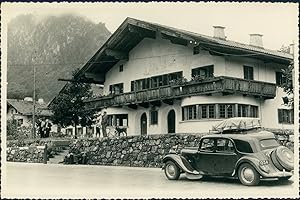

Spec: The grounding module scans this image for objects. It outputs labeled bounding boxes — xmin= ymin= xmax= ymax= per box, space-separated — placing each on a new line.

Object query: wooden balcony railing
xmin=85 ymin=76 xmax=276 ymax=110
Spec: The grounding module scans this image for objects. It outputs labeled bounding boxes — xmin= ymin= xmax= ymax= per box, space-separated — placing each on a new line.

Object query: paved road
xmin=2 ymin=162 xmax=298 ymax=199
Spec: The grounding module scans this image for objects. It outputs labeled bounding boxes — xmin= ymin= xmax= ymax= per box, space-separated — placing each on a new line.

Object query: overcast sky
xmin=2 ymin=2 xmax=298 ymax=50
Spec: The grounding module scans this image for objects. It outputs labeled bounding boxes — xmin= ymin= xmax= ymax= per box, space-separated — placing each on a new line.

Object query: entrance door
xmin=141 ymin=113 xmax=147 ymax=135
xmin=167 ymin=109 xmax=176 ymax=133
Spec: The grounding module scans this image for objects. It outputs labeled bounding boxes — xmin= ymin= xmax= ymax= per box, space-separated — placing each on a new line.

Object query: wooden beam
xmin=150 ymin=100 xmax=161 ymax=107
xmin=162 ymin=99 xmax=173 ymax=105
xmin=128 ymin=104 xmax=138 ymax=109
xmin=139 ymin=102 xmax=149 ymax=108
xmin=84 ymin=72 xmax=105 ymax=83
xmin=105 ymin=49 xmax=128 ymax=60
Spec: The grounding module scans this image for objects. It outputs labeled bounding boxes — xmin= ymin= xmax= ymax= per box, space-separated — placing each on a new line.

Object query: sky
xmin=2 ymin=2 xmax=298 ymax=51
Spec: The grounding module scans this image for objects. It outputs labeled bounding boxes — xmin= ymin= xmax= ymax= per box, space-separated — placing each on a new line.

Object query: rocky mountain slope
xmin=7 ymin=14 xmax=111 ymax=102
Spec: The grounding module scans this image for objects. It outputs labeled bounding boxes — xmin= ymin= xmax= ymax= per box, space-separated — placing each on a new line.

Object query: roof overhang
xmin=74 ymin=18 xmax=293 ymax=84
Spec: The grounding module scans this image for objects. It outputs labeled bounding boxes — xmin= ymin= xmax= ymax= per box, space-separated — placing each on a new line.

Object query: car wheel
xmin=164 ymin=161 xmax=180 ymax=180
xmin=238 ymin=163 xmax=260 ymax=186
xmin=271 ymin=150 xmax=284 ymax=171
xmin=275 ymin=146 xmax=294 ymax=171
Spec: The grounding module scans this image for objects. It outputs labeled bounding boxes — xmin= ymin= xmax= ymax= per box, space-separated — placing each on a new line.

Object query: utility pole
xmin=32 ymin=59 xmax=36 ymax=138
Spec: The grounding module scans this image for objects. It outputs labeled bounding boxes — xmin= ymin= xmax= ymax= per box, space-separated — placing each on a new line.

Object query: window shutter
xmin=278 ymin=109 xmax=282 ymax=123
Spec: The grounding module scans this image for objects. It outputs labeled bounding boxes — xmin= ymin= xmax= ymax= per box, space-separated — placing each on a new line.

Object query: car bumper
xmin=261 ymin=170 xmax=293 ymax=178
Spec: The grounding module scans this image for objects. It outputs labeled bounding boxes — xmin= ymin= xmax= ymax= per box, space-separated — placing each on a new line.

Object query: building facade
xmin=74 ymin=18 xmax=294 ymax=136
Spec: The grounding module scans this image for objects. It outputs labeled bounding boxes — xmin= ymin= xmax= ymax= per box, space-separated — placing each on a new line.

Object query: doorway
xmin=167 ymin=109 xmax=176 ymax=133
xmin=141 ymin=113 xmax=147 ymax=135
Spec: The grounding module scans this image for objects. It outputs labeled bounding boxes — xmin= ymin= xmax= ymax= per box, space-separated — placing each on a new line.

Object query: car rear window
xmin=260 ymin=139 xmax=279 ymax=149
xmin=233 ymin=139 xmax=253 ymax=153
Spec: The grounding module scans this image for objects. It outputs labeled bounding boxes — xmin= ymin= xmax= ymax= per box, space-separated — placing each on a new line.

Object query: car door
xmin=194 ymin=138 xmax=217 ymax=174
xmin=212 ymin=138 xmax=239 ymax=175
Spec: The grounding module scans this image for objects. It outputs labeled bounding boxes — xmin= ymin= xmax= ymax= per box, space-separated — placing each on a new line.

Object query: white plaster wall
xmin=104 ymin=37 xmax=226 ymax=94
xmin=261 ymin=87 xmax=294 ymax=129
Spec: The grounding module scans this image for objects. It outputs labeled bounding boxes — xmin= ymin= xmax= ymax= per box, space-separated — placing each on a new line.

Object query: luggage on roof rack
xmin=211 ymin=117 xmax=261 ymax=133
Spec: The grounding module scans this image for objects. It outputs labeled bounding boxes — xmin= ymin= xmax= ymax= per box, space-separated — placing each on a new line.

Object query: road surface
xmin=1 ymin=162 xmax=298 ymax=199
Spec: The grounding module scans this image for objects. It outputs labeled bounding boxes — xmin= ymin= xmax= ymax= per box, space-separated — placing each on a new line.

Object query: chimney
xmin=249 ymin=34 xmax=263 ymax=48
xmin=213 ymin=26 xmax=226 ymax=40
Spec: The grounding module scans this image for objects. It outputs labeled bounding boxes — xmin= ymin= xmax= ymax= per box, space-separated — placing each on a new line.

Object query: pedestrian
xmin=40 ymin=118 xmax=46 ymax=138
xmin=95 ymin=117 xmax=101 ymax=138
xmin=101 ymin=111 xmax=109 ymax=137
xmin=37 ymin=118 xmax=43 ymax=138
xmin=44 ymin=119 xmax=52 ymax=138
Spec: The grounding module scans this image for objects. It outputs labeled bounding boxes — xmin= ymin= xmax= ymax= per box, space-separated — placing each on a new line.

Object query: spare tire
xmin=271 ymin=150 xmax=284 ymax=171
xmin=275 ymin=146 xmax=294 ymax=171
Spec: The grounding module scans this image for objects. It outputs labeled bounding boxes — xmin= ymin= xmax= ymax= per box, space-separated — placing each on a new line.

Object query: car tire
xmin=271 ymin=150 xmax=284 ymax=171
xmin=164 ymin=161 xmax=180 ymax=180
xmin=238 ymin=163 xmax=260 ymax=186
xmin=275 ymin=146 xmax=294 ymax=171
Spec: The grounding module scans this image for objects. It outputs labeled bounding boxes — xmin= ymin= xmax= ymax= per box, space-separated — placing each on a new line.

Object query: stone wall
xmin=6 ymin=138 xmax=71 ymax=163
xmin=68 ymin=134 xmax=205 ymax=167
xmin=7 ymin=146 xmax=45 ymax=163
xmin=68 ymin=130 xmax=294 ymax=168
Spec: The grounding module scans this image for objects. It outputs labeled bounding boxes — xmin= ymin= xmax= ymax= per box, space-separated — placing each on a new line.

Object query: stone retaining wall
xmin=68 ymin=130 xmax=294 ymax=168
xmin=6 ymin=146 xmax=45 ymax=163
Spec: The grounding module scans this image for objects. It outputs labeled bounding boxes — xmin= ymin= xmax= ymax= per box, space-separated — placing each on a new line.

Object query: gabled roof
xmin=75 ymin=17 xmax=293 ymax=84
xmin=7 ymin=99 xmax=52 ymax=116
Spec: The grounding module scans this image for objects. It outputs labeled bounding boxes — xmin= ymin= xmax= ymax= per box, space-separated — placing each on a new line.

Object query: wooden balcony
xmin=85 ymin=76 xmax=276 ymax=110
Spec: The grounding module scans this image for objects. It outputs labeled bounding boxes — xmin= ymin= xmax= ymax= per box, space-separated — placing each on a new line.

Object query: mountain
xmin=7 ymin=14 xmax=111 ymax=102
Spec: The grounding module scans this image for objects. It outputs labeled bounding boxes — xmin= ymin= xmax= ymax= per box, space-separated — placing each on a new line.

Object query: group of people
xmin=37 ymin=118 xmax=52 ymax=138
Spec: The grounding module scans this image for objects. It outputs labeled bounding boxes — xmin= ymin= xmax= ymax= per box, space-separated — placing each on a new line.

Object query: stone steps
xmin=47 ymin=149 xmax=69 ymax=164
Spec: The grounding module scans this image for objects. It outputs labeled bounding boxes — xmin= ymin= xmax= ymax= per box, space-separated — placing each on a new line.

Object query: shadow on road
xmin=178 ymin=175 xmax=293 ymax=187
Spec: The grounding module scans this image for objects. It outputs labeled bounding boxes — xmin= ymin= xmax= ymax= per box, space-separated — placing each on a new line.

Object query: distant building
xmin=7 ymin=98 xmax=53 ymax=127
xmin=72 ymin=18 xmax=294 ymax=136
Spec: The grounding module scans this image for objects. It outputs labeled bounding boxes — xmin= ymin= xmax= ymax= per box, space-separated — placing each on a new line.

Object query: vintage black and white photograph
xmin=1 ymin=2 xmax=299 ymax=199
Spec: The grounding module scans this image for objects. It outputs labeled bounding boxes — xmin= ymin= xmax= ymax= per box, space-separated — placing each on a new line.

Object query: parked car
xmin=162 ymin=118 xmax=294 ymax=186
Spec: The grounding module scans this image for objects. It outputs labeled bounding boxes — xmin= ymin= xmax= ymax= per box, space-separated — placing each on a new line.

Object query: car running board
xmin=185 ymin=172 xmax=203 ymax=180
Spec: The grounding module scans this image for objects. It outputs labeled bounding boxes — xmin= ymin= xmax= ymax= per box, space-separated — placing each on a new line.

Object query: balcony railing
xmin=85 ymin=76 xmax=276 ymax=110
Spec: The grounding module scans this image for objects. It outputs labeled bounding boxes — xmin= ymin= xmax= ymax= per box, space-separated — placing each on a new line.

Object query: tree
xmin=49 ymin=69 xmax=96 ymax=138
xmin=279 ymin=44 xmax=294 ymax=107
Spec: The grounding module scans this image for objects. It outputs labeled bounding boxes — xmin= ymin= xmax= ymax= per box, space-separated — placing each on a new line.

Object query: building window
xmin=250 ymin=105 xmax=258 ymax=118
xmin=184 ymin=105 xmax=197 ymax=120
xmin=192 ymin=65 xmax=214 ymax=79
xmin=150 ymin=110 xmax=158 ymax=125
xmin=278 ymin=109 xmax=293 ymax=124
xmin=182 ymin=103 xmax=257 ymax=121
xmin=132 ymin=71 xmax=183 ymax=91
xmin=219 ymin=104 xmax=235 ymax=118
xmin=107 ymin=114 xmax=128 ymax=126
xmin=244 ymin=66 xmax=254 ymax=80
xmin=17 ymin=119 xmax=23 ymax=126
xmin=119 ymin=65 xmax=123 ymax=72
xmin=193 ymin=46 xmax=200 ymax=55
xmin=109 ymin=83 xmax=124 ymax=94
xmin=276 ymin=71 xmax=286 ymax=86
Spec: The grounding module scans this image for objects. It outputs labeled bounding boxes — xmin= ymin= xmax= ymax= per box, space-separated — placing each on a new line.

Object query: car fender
xmin=234 ymin=156 xmax=263 ymax=176
xmin=163 ymin=154 xmax=199 ymax=175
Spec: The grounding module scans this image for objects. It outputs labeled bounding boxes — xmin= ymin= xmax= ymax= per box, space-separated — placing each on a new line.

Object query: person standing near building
xmin=101 ymin=111 xmax=108 ymax=137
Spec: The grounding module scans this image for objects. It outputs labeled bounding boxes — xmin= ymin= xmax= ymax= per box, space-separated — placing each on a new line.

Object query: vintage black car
xmin=162 ymin=118 xmax=294 ymax=186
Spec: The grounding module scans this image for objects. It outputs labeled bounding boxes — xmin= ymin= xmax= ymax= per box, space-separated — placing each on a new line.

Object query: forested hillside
xmin=7 ymin=14 xmax=111 ymax=102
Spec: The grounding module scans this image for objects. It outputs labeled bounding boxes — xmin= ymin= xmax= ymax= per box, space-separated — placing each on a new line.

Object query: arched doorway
xmin=140 ymin=113 xmax=147 ymax=135
xmin=167 ymin=109 xmax=176 ymax=133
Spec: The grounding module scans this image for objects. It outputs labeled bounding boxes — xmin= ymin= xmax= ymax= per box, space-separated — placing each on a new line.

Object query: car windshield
xmin=260 ymin=139 xmax=279 ymax=149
